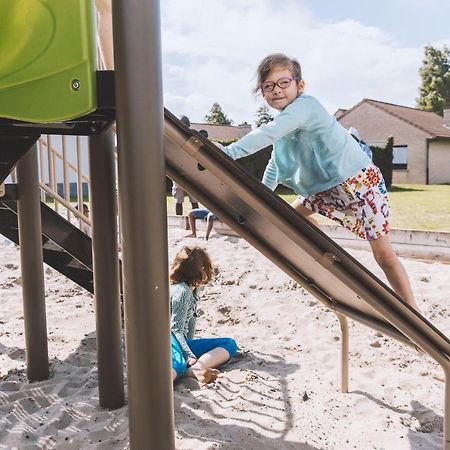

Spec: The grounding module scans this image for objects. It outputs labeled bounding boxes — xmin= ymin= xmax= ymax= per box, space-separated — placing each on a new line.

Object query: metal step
xmin=0 ymin=195 xmax=94 ymax=293
xmin=0 ymin=135 xmax=39 ymax=183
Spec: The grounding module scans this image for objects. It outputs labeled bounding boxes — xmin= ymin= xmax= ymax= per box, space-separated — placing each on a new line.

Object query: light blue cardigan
xmin=223 ymin=94 xmax=371 ymax=196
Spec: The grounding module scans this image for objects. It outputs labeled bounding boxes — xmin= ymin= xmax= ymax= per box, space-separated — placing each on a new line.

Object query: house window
xmin=393 ymin=145 xmax=408 ymax=170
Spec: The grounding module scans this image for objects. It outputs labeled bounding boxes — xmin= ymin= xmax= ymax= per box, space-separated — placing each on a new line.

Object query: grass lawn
xmin=279 ymin=184 xmax=450 ymax=232
xmin=167 ymin=184 xmax=450 ymax=232
xmin=386 ymin=184 xmax=450 ymax=231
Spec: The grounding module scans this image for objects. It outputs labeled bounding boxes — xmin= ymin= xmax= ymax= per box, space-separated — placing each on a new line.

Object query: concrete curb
xmin=168 ymin=215 xmax=450 ymax=262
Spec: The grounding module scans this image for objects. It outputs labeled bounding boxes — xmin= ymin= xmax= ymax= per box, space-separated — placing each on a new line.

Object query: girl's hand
xmin=187 ymin=357 xmax=197 ymax=367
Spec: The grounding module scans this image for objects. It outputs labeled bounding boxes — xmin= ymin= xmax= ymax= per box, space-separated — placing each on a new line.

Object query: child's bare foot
xmin=188 ymin=367 xmax=219 ymax=384
xmin=185 ymin=233 xmax=197 ymax=238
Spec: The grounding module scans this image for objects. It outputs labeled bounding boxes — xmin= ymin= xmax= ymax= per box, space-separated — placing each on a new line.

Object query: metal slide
xmin=163 ymin=108 xmax=450 ymax=446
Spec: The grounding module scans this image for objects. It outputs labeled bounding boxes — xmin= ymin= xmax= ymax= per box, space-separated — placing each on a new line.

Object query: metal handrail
xmin=37 ymin=135 xmax=91 ymax=231
xmin=35 ymin=134 xmax=122 ymax=248
xmin=38 ymin=182 xmax=92 ymax=228
xmin=39 ymin=138 xmax=90 ymax=184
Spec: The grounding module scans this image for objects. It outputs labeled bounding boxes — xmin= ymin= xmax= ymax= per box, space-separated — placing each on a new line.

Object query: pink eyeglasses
xmin=260 ymin=77 xmax=301 ymax=93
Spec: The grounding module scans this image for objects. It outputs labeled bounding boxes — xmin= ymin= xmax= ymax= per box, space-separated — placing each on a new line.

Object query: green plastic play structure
xmin=0 ymin=0 xmax=97 ymax=123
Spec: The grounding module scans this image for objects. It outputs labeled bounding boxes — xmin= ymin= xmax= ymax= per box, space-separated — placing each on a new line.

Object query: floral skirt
xmin=300 ymin=164 xmax=390 ymax=241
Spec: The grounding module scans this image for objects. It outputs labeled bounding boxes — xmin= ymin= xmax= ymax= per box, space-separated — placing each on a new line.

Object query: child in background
xmin=187 ymin=208 xmax=217 ymax=241
xmin=71 ymin=203 xmax=91 ymax=237
xmin=170 ymin=246 xmax=238 ymax=383
xmin=172 ymin=116 xmax=200 ymax=215
xmin=222 ymin=53 xmax=418 ymax=310
xmin=348 ymin=127 xmax=373 ymax=159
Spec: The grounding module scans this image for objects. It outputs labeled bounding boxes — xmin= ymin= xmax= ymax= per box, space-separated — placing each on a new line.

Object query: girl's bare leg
xmin=291 ymin=198 xmax=419 ymax=310
xmin=205 ymin=217 xmax=214 ymax=240
xmin=186 ymin=213 xmax=197 ymax=238
xmin=173 ymin=365 xmax=218 ymax=384
xmin=185 ymin=347 xmax=230 ymax=383
xmin=290 ymin=198 xmax=320 ymax=227
xmin=369 ymin=235 xmax=418 ymax=309
xmin=95 ymin=0 xmax=114 ymax=69
xmin=195 ymin=347 xmax=230 ymax=368
xmin=186 ymin=367 xmax=219 ymax=384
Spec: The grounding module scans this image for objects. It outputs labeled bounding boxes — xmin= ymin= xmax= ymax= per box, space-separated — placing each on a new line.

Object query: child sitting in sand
xmin=221 ymin=53 xmax=418 ymax=310
xmin=170 ymin=245 xmax=238 ymax=383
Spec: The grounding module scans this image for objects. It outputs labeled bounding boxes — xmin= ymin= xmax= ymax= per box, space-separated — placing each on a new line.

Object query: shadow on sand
xmin=351 ymin=390 xmax=443 ymax=450
xmin=0 ymin=335 xmax=319 ymax=449
xmin=174 ymin=349 xmax=319 ymax=449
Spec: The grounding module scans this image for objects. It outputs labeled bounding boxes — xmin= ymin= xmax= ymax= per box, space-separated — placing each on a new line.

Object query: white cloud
xmin=161 ymin=0 xmax=449 ymax=124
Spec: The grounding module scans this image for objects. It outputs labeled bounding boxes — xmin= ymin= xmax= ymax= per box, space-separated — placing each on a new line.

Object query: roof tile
xmin=339 ymin=99 xmax=450 ymax=138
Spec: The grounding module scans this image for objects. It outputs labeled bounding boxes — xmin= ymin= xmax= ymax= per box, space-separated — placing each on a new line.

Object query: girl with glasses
xmin=221 ymin=53 xmax=418 ymax=310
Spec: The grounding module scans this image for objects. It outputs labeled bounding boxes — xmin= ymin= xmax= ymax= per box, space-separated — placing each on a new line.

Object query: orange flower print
xmin=365 ymin=167 xmax=380 ymax=186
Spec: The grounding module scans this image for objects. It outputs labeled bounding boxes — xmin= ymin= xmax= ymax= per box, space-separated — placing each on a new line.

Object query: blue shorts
xmin=171 ymin=334 xmax=238 ymax=378
xmin=190 ymin=208 xmax=216 ymax=220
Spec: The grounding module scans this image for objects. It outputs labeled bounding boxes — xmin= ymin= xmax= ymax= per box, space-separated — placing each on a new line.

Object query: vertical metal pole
xmin=62 ymin=136 xmax=71 ymax=219
xmin=444 ymin=365 xmax=450 ymax=450
xmin=112 ymin=1 xmax=175 ymax=448
xmin=46 ymin=136 xmax=52 ymax=191
xmin=16 ymin=144 xmax=49 ymax=381
xmin=38 ymin=140 xmax=46 ymax=201
xmin=76 ymin=136 xmax=83 ymax=209
xmin=336 ymin=313 xmax=349 ymax=393
xmin=48 ymin=136 xmax=59 ymax=213
xmin=89 ymin=129 xmax=125 ymax=409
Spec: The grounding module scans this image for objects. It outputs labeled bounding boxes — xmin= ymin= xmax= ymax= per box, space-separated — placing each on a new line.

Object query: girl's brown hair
xmin=169 ymin=246 xmax=215 ymax=287
xmin=254 ymin=53 xmax=302 ymax=93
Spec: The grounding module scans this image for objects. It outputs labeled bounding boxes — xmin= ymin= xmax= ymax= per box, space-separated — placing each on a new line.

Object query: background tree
xmin=204 ymin=103 xmax=233 ymax=125
xmin=255 ymin=104 xmax=274 ymax=127
xmin=416 ymin=44 xmax=450 ymax=116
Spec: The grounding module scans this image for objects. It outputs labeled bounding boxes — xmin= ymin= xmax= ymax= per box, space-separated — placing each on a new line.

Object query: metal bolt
xmin=71 ymin=79 xmax=81 ymax=91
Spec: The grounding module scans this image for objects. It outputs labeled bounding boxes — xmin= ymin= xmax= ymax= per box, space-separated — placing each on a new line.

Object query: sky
xmin=160 ymin=0 xmax=450 ymax=126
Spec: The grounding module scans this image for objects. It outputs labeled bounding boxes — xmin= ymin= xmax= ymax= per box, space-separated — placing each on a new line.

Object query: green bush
xmin=217 ymin=141 xmax=295 ymax=194
xmin=235 ymin=146 xmax=272 ymax=181
xmin=371 ymin=136 xmax=394 ymax=188
xmin=217 ymin=140 xmax=273 ymax=181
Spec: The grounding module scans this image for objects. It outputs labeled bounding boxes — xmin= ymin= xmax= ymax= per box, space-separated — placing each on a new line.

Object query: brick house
xmin=190 ymin=122 xmax=251 ymax=142
xmin=336 ymin=99 xmax=450 ymax=184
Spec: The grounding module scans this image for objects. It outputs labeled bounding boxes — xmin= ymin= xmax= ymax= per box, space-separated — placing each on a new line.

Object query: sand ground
xmin=0 ymin=227 xmax=448 ymax=449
